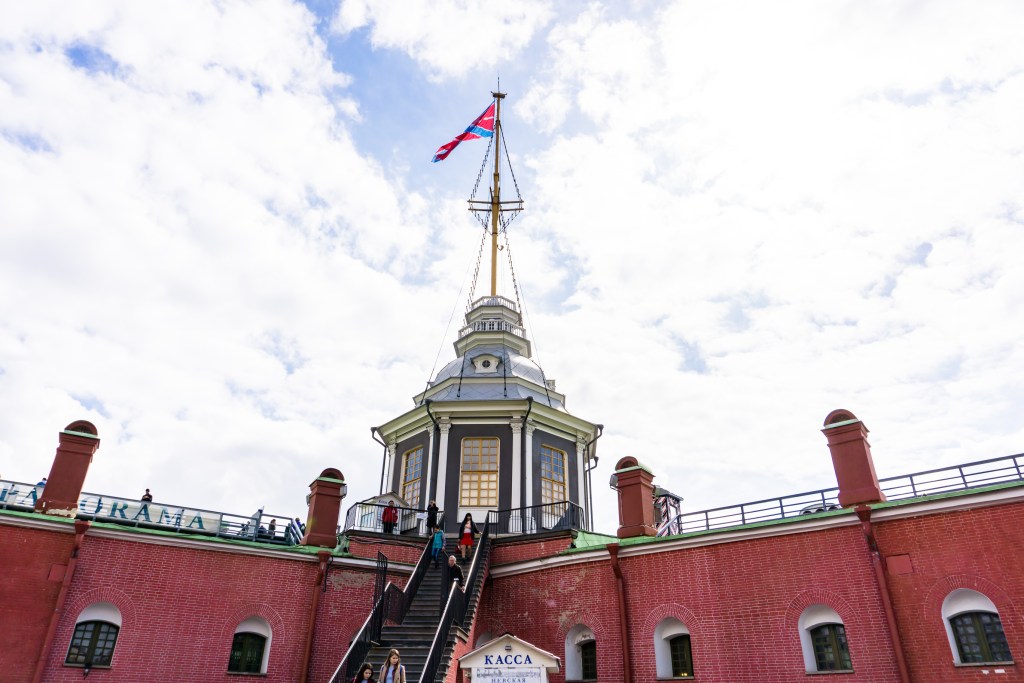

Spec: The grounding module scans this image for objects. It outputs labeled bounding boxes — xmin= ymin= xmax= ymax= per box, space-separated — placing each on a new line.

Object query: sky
xmin=2 ymin=0 xmax=1023 ymax=534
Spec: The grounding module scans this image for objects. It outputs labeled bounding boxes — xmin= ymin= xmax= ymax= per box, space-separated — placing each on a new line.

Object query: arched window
xmin=460 ymin=437 xmax=499 ymax=507
xmin=942 ymin=589 xmax=1013 ymax=664
xmin=798 ymin=605 xmax=852 ymax=673
xmin=654 ymin=617 xmax=693 ymax=677
xmin=401 ymin=446 xmax=423 ymax=508
xmin=565 ymin=624 xmax=597 ymax=682
xmin=228 ymin=617 xmax=272 ymax=674
xmin=65 ymin=602 xmax=122 ymax=668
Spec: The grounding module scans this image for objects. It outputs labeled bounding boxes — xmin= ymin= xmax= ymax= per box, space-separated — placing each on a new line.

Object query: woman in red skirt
xmin=459 ymin=513 xmax=479 ymax=562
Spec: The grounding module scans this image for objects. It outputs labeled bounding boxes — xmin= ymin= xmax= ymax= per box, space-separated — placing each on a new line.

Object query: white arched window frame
xmin=232 ymin=617 xmax=272 ymax=674
xmin=654 ymin=617 xmax=692 ymax=678
xmin=565 ymin=624 xmax=596 ymax=681
xmin=941 ymin=589 xmax=1009 ymax=664
xmin=798 ymin=604 xmax=851 ymax=673
xmin=66 ymin=602 xmax=122 ymax=667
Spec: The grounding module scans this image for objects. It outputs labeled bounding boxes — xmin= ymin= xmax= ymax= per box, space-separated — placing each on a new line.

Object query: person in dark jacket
xmin=425 ymin=499 xmax=438 ymax=530
xmin=447 ymin=554 xmax=465 ymax=588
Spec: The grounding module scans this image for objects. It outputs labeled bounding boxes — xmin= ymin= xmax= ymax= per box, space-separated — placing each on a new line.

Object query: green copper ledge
xmin=563 ymin=478 xmax=1024 ymax=554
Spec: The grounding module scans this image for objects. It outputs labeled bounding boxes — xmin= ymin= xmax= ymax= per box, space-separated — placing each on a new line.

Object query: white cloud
xmin=2 ymin=1 xmax=1023 ymax=540
xmin=332 ymin=0 xmax=554 ymax=81
xmin=511 ymin=0 xmax=1024 ymax=529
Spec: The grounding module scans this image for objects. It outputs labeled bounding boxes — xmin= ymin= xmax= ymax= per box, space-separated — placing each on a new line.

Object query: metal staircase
xmin=327 ymin=523 xmax=491 ymax=683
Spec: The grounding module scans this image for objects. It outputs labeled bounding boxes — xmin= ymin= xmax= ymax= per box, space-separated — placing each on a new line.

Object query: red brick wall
xmin=0 ymin=523 xmax=75 ymax=683
xmin=876 ymin=501 xmax=1024 ymax=682
xmin=347 ymin=533 xmax=425 ymax=565
xmin=34 ymin=533 xmax=320 ymax=682
xmin=308 ymin=564 xmax=409 ymax=683
xmin=490 ymin=533 xmax=574 ymax=566
xmin=7 ymin=496 xmax=1024 ymax=683
xmin=478 ymin=525 xmax=903 ymax=683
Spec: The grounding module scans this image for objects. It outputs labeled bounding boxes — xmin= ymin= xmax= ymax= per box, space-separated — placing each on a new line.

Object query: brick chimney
xmin=35 ymin=420 xmax=100 ymax=517
xmin=822 ymin=409 xmax=886 ymax=507
xmin=301 ymin=468 xmax=347 ymax=548
xmin=613 ymin=456 xmax=657 ymax=538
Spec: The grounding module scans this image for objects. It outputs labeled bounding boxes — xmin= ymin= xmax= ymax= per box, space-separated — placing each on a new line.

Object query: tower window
xmin=540 ymin=445 xmax=567 ymax=505
xmin=460 ymin=437 xmax=499 ymax=507
xmin=401 ymin=446 xmax=423 ymax=508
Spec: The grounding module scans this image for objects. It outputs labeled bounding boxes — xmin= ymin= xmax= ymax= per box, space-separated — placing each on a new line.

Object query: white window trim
xmin=565 ymin=624 xmax=596 ymax=681
xmin=941 ymin=589 xmax=1001 ymax=664
xmin=76 ymin=602 xmax=122 ymax=628
xmin=234 ymin=617 xmax=272 ymax=674
xmin=654 ymin=617 xmax=690 ymax=678
xmin=798 ymin=604 xmax=846 ymax=673
xmin=401 ymin=446 xmax=424 ymax=508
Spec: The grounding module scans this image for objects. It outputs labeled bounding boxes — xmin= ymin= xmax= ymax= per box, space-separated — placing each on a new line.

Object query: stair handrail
xmin=327 ymin=581 xmax=400 ymax=683
xmin=388 ymin=529 xmax=435 ymax=624
xmin=420 ymin=519 xmax=491 ymax=683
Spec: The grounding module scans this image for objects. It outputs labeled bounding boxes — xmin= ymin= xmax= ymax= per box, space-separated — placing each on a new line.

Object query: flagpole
xmin=490 ymin=91 xmax=505 ymax=297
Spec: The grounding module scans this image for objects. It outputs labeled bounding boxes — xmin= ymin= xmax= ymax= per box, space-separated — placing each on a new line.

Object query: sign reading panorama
xmin=0 ymin=480 xmax=222 ymax=532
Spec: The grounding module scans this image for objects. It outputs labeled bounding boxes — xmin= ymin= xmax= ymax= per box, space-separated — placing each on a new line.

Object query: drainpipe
xmin=522 ymin=397 xmax=533 ymax=512
xmin=855 ymin=506 xmax=911 ymax=683
xmin=299 ymin=550 xmax=333 ymax=683
xmin=607 ymin=543 xmax=632 ymax=683
xmin=372 ymin=426 xmax=388 ymax=495
xmin=583 ymin=424 xmax=604 ymax=530
xmin=32 ymin=519 xmax=90 ymax=683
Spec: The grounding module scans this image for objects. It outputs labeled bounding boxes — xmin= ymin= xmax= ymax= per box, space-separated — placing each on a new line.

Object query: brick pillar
xmin=35 ymin=421 xmax=100 ymax=518
xmin=822 ymin=409 xmax=886 ymax=507
xmin=613 ymin=456 xmax=657 ymax=539
xmin=301 ymin=468 xmax=347 ymax=548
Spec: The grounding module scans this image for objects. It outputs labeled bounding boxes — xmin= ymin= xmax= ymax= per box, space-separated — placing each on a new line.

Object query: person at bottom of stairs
xmin=378 ymin=648 xmax=406 ymax=683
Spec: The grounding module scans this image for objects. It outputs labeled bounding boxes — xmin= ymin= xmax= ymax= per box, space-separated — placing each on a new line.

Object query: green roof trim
xmin=316 ymin=477 xmax=346 ymax=485
xmin=559 ymin=478 xmax=1024 ymax=554
xmin=0 ymin=508 xmax=351 ymax=557
xmin=822 ymin=418 xmax=860 ymax=429
xmin=61 ymin=430 xmax=99 ymax=439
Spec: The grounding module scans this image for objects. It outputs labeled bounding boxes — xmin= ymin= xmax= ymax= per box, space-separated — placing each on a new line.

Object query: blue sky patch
xmin=65 ymin=43 xmax=124 ymax=77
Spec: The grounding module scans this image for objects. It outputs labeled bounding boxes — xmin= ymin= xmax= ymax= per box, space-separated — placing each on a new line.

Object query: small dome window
xmin=471 ymin=354 xmax=500 ymax=374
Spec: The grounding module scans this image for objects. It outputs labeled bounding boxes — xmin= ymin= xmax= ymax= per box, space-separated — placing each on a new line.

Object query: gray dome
xmin=426 ymin=344 xmax=563 ymax=409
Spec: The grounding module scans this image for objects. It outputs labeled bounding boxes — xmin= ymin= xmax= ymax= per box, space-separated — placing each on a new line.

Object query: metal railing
xmin=458 ymin=319 xmax=525 ymax=339
xmin=326 ymin=534 xmax=437 ymax=683
xmin=343 ymin=501 xmax=444 ymax=537
xmin=467 ymin=295 xmax=519 ymax=311
xmin=670 ymin=453 xmax=1024 ymax=535
xmin=487 ymin=501 xmax=588 ymax=534
xmin=327 ymin=582 xmax=402 ymax=683
xmin=0 ymin=479 xmax=297 ymax=545
xmin=421 ymin=519 xmax=491 ymax=683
